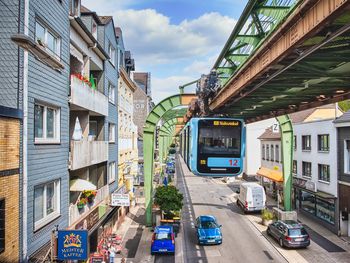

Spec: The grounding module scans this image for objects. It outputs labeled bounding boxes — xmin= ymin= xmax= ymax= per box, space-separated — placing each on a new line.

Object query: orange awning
xmin=257 ymin=167 xmax=283 ymax=182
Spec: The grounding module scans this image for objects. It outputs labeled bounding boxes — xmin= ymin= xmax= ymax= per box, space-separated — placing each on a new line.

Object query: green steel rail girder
xmin=276 ymin=115 xmax=293 ymax=211
xmin=143 ymin=93 xmax=196 ymax=226
xmin=213 ymin=0 xmax=299 ymax=85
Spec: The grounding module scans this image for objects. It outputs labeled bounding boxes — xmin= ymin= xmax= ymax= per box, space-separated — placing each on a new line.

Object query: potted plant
xmin=82 ymin=190 xmax=97 ymax=204
xmin=261 ymin=208 xmax=275 ymax=226
xmin=77 ymin=197 xmax=87 ymax=209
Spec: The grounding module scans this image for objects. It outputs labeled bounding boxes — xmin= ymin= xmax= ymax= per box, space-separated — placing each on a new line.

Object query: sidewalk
xmin=113 ymin=199 xmax=154 ymax=263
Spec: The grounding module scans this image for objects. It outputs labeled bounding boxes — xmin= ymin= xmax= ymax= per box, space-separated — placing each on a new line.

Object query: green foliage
xmin=261 ymin=209 xmax=275 ymax=220
xmin=339 ymin=100 xmax=350 ymax=112
xmin=154 ymin=185 xmax=183 ymax=214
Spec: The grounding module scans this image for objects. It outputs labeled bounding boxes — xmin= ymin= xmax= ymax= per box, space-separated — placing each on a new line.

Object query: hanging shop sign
xmin=57 ymin=230 xmax=88 ymax=260
xmin=293 ymin=177 xmax=317 ymax=192
xmin=75 ymin=206 xmax=100 ymax=230
xmin=111 ymin=193 xmax=130 ymax=207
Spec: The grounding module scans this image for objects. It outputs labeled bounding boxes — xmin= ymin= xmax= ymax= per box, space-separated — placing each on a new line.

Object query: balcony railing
xmin=69 ymin=75 xmax=108 ymax=116
xmin=69 ymin=184 xmax=109 ymax=226
xmin=69 ymin=140 xmax=108 ymax=170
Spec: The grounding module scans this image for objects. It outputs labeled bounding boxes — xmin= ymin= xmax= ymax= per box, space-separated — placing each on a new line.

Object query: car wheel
xmin=267 ymin=228 xmax=271 ymax=236
xmin=279 ymin=238 xmax=284 ymax=248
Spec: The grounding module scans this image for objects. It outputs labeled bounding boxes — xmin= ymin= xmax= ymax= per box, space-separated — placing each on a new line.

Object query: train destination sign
xmin=213 ymin=120 xmax=240 ymax=126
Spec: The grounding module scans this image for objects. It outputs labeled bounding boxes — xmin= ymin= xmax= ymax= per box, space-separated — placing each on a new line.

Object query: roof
xmin=258 ymin=127 xmax=281 ymax=140
xmin=334 ymin=110 xmax=350 ymax=123
xmin=99 ymin=16 xmax=113 ymax=24
xmin=80 ymin=5 xmax=91 ymax=12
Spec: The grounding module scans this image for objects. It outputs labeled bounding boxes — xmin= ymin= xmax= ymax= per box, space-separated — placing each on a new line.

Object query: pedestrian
xmin=109 ymin=246 xmax=116 ymax=263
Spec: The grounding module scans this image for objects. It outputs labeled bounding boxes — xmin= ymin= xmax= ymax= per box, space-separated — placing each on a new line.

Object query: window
xmin=266 ymin=144 xmax=270 ymax=161
xmin=0 ymin=199 xmax=4 ymax=254
xmin=109 ymin=123 xmax=115 ymax=143
xmin=89 ymin=121 xmax=97 ymax=139
xmin=119 ymin=50 xmax=124 ymax=68
xmin=345 ymin=140 xmax=350 ymax=174
xmin=302 ymin=135 xmax=311 ymax=151
xmin=302 ymin=161 xmax=312 ymax=178
xmin=109 ymin=162 xmax=116 ymax=183
xmin=275 ymin=145 xmax=279 ymax=162
xmin=70 ymin=0 xmax=80 ymax=16
xmin=318 ymin=134 xmax=329 ymax=152
xmin=34 ymin=180 xmax=60 ymax=230
xmin=109 ymin=44 xmax=115 ymax=65
xmin=108 ymin=83 xmax=115 ymax=104
xmin=271 ymin=145 xmax=274 ymax=162
xmin=92 ymin=21 xmax=97 ymax=39
xmin=34 ymin=103 xmax=60 ymax=143
xmin=294 ymin=135 xmax=297 ymax=151
xmin=35 ymin=20 xmax=60 ymax=57
xmin=316 ymin=198 xmax=335 ymax=225
xmin=293 ymin=160 xmax=297 ymax=175
xmin=318 ymin=164 xmax=330 ymax=182
xmin=262 ymin=144 xmax=265 ymax=160
xmin=301 ymin=191 xmax=315 ymax=214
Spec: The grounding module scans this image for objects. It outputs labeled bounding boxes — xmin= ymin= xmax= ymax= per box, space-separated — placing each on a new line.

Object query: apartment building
xmin=334 ymin=110 xmax=350 ymax=237
xmin=0 ymin=1 xmax=23 ymax=262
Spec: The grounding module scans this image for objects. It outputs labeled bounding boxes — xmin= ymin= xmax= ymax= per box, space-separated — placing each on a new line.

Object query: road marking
xmin=196 ymin=250 xmax=201 ymax=257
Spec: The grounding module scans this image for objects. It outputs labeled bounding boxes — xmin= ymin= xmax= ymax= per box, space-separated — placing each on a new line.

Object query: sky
xmin=82 ymin=0 xmax=248 ymax=103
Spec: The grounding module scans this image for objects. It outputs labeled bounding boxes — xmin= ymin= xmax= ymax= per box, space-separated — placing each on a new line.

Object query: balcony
xmin=69 ymin=184 xmax=109 ymax=226
xmin=70 ymin=140 xmax=108 ymax=170
xmin=69 ymin=75 xmax=108 ymax=116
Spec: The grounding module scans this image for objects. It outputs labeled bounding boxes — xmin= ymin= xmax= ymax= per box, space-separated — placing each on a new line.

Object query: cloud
xmin=113 ymin=10 xmax=236 ymax=65
xmin=152 ymin=75 xmax=197 ymax=103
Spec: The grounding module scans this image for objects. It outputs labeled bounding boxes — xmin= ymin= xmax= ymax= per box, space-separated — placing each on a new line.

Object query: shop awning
xmin=257 ymin=167 xmax=283 ymax=182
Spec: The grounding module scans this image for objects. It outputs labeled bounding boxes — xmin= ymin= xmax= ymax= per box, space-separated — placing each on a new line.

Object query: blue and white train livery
xmin=180 ymin=118 xmax=245 ymax=176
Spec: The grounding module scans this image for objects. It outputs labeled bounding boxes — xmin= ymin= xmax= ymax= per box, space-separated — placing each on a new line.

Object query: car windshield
xmin=200 ymin=221 xmax=218 ymax=229
xmin=288 ymin=228 xmax=307 ymax=237
xmin=155 ymin=232 xmax=171 ymax=240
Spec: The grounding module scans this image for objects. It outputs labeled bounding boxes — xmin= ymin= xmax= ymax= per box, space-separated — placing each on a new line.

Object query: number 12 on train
xmin=180 ymin=118 xmax=245 ymax=177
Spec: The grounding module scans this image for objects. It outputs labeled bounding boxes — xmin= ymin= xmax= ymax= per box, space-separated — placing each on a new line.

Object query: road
xmin=155 ymin=155 xmax=288 ymax=263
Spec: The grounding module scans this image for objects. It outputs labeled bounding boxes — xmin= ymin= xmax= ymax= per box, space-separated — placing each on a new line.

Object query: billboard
xmin=57 ymin=230 xmax=88 ymax=260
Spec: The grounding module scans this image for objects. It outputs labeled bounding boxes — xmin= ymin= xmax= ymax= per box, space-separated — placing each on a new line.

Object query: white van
xmin=236 ymin=182 xmax=266 ymax=213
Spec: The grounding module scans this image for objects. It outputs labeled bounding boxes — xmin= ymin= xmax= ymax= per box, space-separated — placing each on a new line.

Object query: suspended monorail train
xmin=179 ymin=118 xmax=245 ymax=177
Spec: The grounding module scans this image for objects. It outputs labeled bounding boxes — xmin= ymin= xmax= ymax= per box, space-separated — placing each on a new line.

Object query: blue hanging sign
xmin=57 ymin=230 xmax=88 ymax=260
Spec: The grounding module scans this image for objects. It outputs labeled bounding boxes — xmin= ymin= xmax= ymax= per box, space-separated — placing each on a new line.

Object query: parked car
xmin=151 ymin=225 xmax=175 ymax=255
xmin=236 ymin=182 xmax=266 ymax=213
xmin=267 ymin=220 xmax=310 ymax=248
xmin=196 ymin=215 xmax=222 ymax=245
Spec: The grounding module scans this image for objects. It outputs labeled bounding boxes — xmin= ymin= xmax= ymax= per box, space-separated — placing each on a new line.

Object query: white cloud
xmin=152 ymin=75 xmax=197 ymax=103
xmin=113 ymin=10 xmax=236 ymax=65
xmin=183 ymin=54 xmax=219 ymax=75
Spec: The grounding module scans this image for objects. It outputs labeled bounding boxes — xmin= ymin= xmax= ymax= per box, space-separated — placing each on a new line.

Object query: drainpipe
xmin=22 ymin=0 xmax=29 ymax=261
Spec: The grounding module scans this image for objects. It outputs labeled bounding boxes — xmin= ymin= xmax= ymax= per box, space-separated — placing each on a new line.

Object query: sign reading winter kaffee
xmin=111 ymin=193 xmax=130 ymax=206
xmin=57 ymin=230 xmax=88 ymax=260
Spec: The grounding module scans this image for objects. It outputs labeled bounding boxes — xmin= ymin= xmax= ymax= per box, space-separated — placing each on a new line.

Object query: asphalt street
xmin=155 ymin=155 xmax=288 ymax=263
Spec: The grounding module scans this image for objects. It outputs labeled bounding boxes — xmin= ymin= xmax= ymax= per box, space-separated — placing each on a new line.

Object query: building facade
xmin=334 ymin=110 xmax=350 ymax=237
xmin=0 ymin=2 xmax=23 ymax=261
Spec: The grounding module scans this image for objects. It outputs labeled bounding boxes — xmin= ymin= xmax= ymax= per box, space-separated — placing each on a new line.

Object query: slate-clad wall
xmin=26 ymin=0 xmax=70 ymax=256
xmin=103 ymin=21 xmax=119 ymax=193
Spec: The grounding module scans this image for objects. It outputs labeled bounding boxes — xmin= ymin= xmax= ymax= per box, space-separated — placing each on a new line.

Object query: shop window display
xmin=301 ymin=191 xmax=315 ymax=214
xmin=316 ymin=198 xmax=335 ymax=225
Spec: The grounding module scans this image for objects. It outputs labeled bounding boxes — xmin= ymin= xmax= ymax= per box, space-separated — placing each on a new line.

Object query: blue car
xmin=196 ymin=215 xmax=222 ymax=245
xmin=151 ymin=225 xmax=175 ymax=255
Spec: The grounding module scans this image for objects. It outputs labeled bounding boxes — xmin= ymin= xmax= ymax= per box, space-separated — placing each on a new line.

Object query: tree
xmin=154 ymin=185 xmax=183 ymax=214
xmin=339 ymin=100 xmax=350 ymax=112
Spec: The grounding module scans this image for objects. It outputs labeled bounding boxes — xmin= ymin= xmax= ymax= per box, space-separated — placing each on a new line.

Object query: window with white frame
xmin=293 ymin=160 xmax=297 ymax=175
xmin=271 ymin=144 xmax=274 ymax=162
xmin=302 ymin=135 xmax=311 ymax=151
xmin=318 ymin=134 xmax=330 ymax=152
xmin=262 ymin=144 xmax=265 ymax=160
xmin=34 ymin=180 xmax=60 ymax=230
xmin=35 ymin=20 xmax=60 ymax=57
xmin=109 ymin=43 xmax=115 ymax=65
xmin=108 ymin=82 xmax=115 ymax=104
xmin=34 ymin=103 xmax=60 ymax=143
xmin=318 ymin=164 xmax=330 ymax=182
xmin=266 ymin=144 xmax=270 ymax=161
xmin=345 ymin=140 xmax=350 ymax=174
xmin=109 ymin=162 xmax=116 ymax=183
xmin=275 ymin=145 xmax=279 ymax=162
xmin=92 ymin=21 xmax=97 ymax=39
xmin=70 ymin=0 xmax=80 ymax=16
xmin=302 ymin=161 xmax=312 ymax=178
xmin=109 ymin=123 xmax=115 ymax=143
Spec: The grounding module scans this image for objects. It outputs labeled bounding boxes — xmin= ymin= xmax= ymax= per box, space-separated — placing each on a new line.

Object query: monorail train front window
xmin=198 ymin=122 xmax=241 ymax=156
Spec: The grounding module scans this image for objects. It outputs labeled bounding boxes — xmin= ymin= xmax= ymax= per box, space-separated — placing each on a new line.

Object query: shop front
xmin=293 ymin=177 xmax=338 ymax=234
xmin=256 ymin=167 xmax=284 ymax=203
xmin=339 ymin=183 xmax=350 ymax=236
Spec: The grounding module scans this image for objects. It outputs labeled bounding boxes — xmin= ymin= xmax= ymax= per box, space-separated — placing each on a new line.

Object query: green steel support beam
xmin=276 ymin=115 xmax=293 ymax=211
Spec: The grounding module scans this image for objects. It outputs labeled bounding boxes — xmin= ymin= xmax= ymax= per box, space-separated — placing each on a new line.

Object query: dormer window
xmin=109 ymin=43 xmax=115 ymax=66
xmin=92 ymin=21 xmax=97 ymax=39
xmin=70 ymin=0 xmax=80 ymax=16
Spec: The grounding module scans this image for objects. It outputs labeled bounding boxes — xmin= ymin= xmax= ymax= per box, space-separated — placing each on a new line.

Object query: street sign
xmin=57 ymin=230 xmax=88 ymax=260
xmin=111 ymin=193 xmax=130 ymax=206
xmin=272 ymin=123 xmax=279 ymax=133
